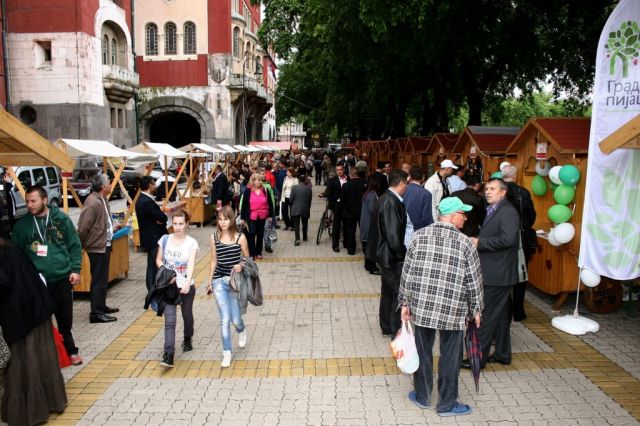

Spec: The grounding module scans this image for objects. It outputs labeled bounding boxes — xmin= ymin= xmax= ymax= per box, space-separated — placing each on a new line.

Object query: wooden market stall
xmin=452 ymin=126 xmax=520 ymax=181
xmin=407 ymin=136 xmax=432 ymax=170
xmin=53 ymin=139 xmax=157 ymax=293
xmin=506 ymin=117 xmax=591 ymax=309
xmin=426 ymin=133 xmax=460 ymax=176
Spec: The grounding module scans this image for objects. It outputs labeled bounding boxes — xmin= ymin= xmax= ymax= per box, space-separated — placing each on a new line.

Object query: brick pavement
xmin=2 ymin=185 xmax=640 ymax=425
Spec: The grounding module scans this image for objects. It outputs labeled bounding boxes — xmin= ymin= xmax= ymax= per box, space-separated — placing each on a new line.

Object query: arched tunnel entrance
xmin=149 ymin=111 xmax=201 ymax=147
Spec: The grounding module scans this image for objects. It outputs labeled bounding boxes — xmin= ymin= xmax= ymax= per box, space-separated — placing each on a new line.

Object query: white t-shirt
xmin=159 ymin=235 xmax=199 ymax=289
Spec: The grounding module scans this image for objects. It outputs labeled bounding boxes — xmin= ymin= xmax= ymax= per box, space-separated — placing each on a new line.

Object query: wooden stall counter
xmin=185 ymin=196 xmax=215 ymax=227
xmin=528 ymin=233 xmax=579 ymax=310
xmin=76 ymin=227 xmax=131 ymax=293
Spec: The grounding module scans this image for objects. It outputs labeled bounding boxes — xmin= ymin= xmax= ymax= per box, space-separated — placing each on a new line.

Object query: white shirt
xmin=447 ymin=175 xmax=467 ymax=192
xmin=424 ymin=172 xmax=447 ymax=221
xmin=159 ymin=235 xmax=199 ymax=289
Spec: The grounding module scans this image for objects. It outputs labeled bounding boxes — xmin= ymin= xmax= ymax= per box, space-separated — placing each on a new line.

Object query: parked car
xmin=69 ymin=167 xmax=122 ymax=204
xmin=9 ymin=166 xmax=63 ymax=217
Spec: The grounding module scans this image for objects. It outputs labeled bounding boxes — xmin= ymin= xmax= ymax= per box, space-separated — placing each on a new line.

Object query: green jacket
xmin=239 ymin=183 xmax=276 ymax=212
xmin=12 ymin=206 xmax=82 ymax=283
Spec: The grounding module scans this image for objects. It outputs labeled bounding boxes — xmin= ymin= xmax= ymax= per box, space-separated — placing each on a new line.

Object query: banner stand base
xmin=552 ymin=315 xmax=600 ymax=336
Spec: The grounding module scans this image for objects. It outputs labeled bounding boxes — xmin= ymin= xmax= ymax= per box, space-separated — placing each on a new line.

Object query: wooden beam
xmin=6 ymin=167 xmax=24 ymax=198
xmin=599 ymin=113 xmax=640 ymax=154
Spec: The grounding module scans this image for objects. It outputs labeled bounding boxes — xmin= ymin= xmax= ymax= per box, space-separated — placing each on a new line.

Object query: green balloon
xmin=548 ymin=204 xmax=573 ymax=224
xmin=491 ymin=171 xmax=502 ymax=179
xmin=559 ymin=165 xmax=580 ymax=185
xmin=553 ymin=184 xmax=575 ymax=205
xmin=550 ymin=182 xmax=559 ymax=191
xmin=531 ymin=175 xmax=547 ymax=196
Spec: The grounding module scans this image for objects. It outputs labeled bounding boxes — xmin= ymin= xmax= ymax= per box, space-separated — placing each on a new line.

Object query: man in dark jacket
xmin=211 ymin=165 xmax=231 ymax=209
xmin=451 ymin=175 xmax=486 ymax=237
xmin=289 ymin=176 xmax=312 ymax=245
xmin=2 ymin=171 xmax=17 ymax=234
xmin=464 ymin=177 xmax=519 ymax=369
xmin=502 ymin=165 xmax=537 ymax=321
xmin=324 ymin=163 xmax=348 ymax=252
xmin=340 ymin=168 xmax=366 ymax=255
xmin=135 ymin=176 xmax=168 ymax=291
xmin=366 ymin=170 xmax=408 ymax=337
xmin=403 ymin=165 xmax=433 ymax=246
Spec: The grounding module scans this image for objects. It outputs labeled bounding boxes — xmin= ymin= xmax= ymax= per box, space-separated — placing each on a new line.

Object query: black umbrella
xmin=464 ymin=319 xmax=482 ymax=393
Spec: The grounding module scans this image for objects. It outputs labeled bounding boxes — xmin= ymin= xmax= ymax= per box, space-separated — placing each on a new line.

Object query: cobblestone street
xmin=5 ymin=185 xmax=639 ymax=425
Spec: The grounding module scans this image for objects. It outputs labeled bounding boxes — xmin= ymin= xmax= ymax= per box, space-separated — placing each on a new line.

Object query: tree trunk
xmin=466 ymin=89 xmax=484 ymax=126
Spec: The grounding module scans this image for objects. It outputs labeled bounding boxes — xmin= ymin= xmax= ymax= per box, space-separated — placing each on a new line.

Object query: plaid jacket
xmin=398 ymin=222 xmax=484 ymax=330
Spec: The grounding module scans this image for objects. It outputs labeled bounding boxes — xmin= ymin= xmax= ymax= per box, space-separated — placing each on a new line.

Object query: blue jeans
xmin=213 ymin=277 xmax=245 ymax=351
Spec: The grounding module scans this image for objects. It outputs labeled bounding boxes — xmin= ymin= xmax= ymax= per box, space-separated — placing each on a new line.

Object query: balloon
xmin=549 ymin=166 xmax=563 ymax=185
xmin=580 ymin=269 xmax=601 ymax=288
xmin=491 ymin=171 xmax=502 ymax=179
xmin=535 ymin=161 xmax=551 ymax=177
xmin=531 ymin=175 xmax=548 ymax=196
xmin=559 ymin=164 xmax=581 ymax=185
xmin=548 ymin=204 xmax=572 ymax=224
xmin=550 ymin=182 xmax=559 ymax=191
xmin=553 ymin=184 xmax=576 ymax=205
xmin=553 ymin=223 xmax=575 ymax=244
xmin=547 ymin=230 xmax=562 ymax=246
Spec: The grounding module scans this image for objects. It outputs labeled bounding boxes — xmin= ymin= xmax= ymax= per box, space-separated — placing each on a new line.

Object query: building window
xmin=184 ymin=22 xmax=196 ymax=54
xmin=118 ymin=109 xmax=125 ymax=128
xmin=102 ymin=35 xmax=109 ymax=64
xmin=110 ymin=108 xmax=117 ymax=128
xmin=165 ymin=22 xmax=177 ymax=55
xmin=145 ymin=23 xmax=158 ymax=56
xmin=35 ymin=40 xmax=52 ymax=68
xmin=19 ymin=106 xmax=37 ymax=124
xmin=111 ymin=39 xmax=117 ymax=65
xmin=255 ymin=56 xmax=262 ymax=74
xmin=233 ymin=27 xmax=241 ymax=58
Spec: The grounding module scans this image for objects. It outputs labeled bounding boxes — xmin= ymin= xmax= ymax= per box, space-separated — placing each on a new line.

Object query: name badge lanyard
xmin=33 ymin=212 xmax=50 ymax=245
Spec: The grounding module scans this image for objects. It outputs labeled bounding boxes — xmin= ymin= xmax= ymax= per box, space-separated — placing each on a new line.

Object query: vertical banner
xmin=579 ymin=0 xmax=640 ymax=280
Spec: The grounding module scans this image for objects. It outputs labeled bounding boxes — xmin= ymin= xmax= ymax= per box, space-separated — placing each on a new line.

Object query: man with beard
xmin=136 ymin=176 xmax=168 ymax=291
xmin=12 ymin=185 xmax=84 ymax=365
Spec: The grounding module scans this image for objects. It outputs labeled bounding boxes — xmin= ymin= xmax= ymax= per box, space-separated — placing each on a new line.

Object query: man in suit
xmin=340 ymin=167 xmax=366 ymax=255
xmin=366 ymin=170 xmax=408 ymax=337
xmin=136 ymin=176 xmax=168 ymax=291
xmin=451 ymin=175 xmax=486 ymax=237
xmin=403 ymin=165 xmax=433 ymax=247
xmin=324 ymin=163 xmax=348 ymax=252
xmin=289 ymin=175 xmax=313 ymax=245
xmin=463 ymin=177 xmax=519 ymax=368
xmin=211 ymin=165 xmax=231 ymax=210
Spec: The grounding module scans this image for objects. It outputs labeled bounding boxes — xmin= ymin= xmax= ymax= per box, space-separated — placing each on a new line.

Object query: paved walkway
xmin=4 ymin=185 xmax=640 ymax=425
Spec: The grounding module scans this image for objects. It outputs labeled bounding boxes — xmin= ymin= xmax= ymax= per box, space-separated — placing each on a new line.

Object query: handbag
xmin=389 ymin=320 xmax=420 ymax=374
xmin=0 ymin=329 xmax=10 ymax=369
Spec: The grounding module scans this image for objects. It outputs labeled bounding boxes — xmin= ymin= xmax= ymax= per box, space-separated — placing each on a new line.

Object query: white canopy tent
xmin=54 ymin=138 xmax=157 ymax=211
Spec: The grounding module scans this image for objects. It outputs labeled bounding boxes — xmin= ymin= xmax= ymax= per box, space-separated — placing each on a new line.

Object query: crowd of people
xmin=0 ymin=148 xmax=538 ymax=423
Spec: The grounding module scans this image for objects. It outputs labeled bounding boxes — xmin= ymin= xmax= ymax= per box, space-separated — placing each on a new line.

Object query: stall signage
xmin=61 ymin=171 xmax=73 ymax=178
xmin=536 ymin=141 xmax=548 ymax=160
xmin=469 ymin=145 xmax=477 ymax=158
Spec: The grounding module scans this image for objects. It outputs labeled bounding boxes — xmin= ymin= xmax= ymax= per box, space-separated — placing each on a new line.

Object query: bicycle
xmin=316 ymin=198 xmax=334 ymax=244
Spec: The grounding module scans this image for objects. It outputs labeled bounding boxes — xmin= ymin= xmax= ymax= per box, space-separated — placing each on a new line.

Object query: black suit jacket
xmin=365 ymin=190 xmax=406 ymax=268
xmin=477 ymin=200 xmax=520 ymax=286
xmin=136 ymin=193 xmax=168 ymax=249
xmin=340 ymin=177 xmax=366 ymax=219
xmin=325 ymin=175 xmax=347 ymax=211
xmin=451 ymin=187 xmax=486 ymax=237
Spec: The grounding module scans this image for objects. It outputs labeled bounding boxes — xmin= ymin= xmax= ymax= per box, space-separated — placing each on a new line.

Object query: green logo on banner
xmin=606 ymin=21 xmax=640 ymax=77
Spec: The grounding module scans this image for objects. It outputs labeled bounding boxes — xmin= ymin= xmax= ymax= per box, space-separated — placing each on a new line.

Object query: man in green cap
xmin=399 ymin=196 xmax=483 ymax=416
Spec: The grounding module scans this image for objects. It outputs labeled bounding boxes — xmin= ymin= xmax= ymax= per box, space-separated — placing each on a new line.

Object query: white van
xmin=11 ymin=166 xmax=62 ymax=217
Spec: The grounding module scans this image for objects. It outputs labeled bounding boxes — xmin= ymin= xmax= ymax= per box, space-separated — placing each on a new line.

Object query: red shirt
xmin=264 ymin=170 xmax=276 ymax=188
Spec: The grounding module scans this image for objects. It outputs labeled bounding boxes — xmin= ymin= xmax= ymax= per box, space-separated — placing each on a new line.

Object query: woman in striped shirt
xmin=207 ymin=206 xmax=249 ymax=368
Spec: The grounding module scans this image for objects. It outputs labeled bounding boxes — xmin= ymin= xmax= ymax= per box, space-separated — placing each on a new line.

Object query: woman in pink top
xmin=240 ymin=173 xmax=274 ymax=259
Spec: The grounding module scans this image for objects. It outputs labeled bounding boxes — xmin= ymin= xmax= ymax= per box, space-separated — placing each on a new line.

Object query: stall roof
xmin=55 ymin=139 xmax=157 ymax=163
xmin=507 ymin=117 xmax=591 ymax=154
xmin=409 ymin=137 xmax=431 ymax=153
xmin=454 ymin=126 xmax=520 ymax=154
xmin=0 ymin=108 xmax=74 ymax=170
xmin=179 ymin=143 xmax=228 ymax=154
xmin=216 ymin=144 xmax=239 ymax=153
xmin=250 ymin=141 xmax=292 ymax=151
xmin=432 ymin=133 xmax=460 ymax=152
xmin=129 ymin=142 xmax=188 ymax=158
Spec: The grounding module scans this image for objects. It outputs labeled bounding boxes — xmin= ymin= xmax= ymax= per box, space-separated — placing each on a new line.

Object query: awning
xmin=250 ymin=141 xmax=291 ymax=151
xmin=129 ymin=142 xmax=188 ymax=158
xmin=55 ymin=139 xmax=157 ymax=164
xmin=0 ymin=108 xmax=74 ymax=170
xmin=216 ymin=144 xmax=239 ymax=153
xmin=233 ymin=145 xmax=254 ymax=152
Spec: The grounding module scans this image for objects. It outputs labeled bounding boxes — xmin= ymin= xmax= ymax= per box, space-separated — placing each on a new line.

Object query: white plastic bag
xmin=390 ymin=320 xmax=420 ymax=374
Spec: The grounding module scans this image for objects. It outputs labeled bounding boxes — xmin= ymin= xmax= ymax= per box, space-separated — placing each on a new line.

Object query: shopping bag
xmin=52 ymin=324 xmax=71 ymax=369
xmin=389 ymin=320 xmax=419 ymax=374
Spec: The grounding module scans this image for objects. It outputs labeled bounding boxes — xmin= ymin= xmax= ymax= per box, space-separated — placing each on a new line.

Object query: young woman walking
xmin=156 ymin=210 xmax=199 ymax=368
xmin=207 ymin=206 xmax=250 ymax=368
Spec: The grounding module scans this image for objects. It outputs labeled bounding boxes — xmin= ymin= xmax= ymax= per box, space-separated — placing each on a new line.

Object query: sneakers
xmin=238 ymin=330 xmax=247 ymax=348
xmin=182 ymin=337 xmax=193 ymax=352
xmin=69 ymin=354 xmax=83 ymax=366
xmin=221 ymin=350 xmax=232 ymax=368
xmin=159 ymin=352 xmax=174 ymax=368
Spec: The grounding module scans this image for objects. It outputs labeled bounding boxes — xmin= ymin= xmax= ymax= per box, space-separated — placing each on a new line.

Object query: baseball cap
xmin=438 ymin=197 xmax=472 ymax=216
xmin=440 ymin=159 xmax=458 ymax=169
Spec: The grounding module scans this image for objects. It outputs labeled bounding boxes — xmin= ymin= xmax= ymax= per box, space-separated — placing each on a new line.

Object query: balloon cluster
xmin=531 ymin=161 xmax=581 ymax=247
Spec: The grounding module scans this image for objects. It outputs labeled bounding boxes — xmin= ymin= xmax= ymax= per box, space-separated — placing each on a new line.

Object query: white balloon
xmin=535 ymin=161 xmax=551 ymax=177
xmin=547 ymin=230 xmax=562 ymax=246
xmin=549 ymin=166 xmax=563 ymax=185
xmin=553 ymin=223 xmax=575 ymax=244
xmin=580 ymin=269 xmax=601 ymax=288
